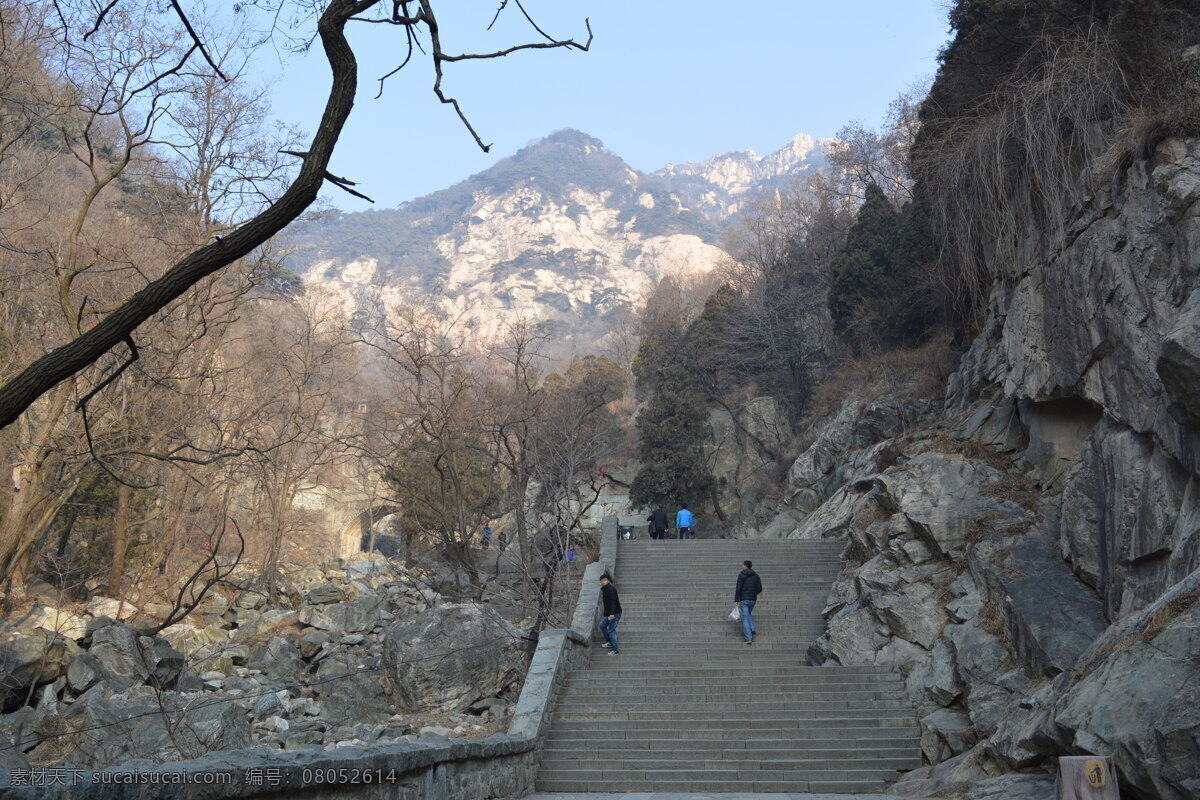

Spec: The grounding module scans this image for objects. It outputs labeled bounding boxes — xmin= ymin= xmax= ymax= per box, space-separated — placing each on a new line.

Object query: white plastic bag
xmin=728 ymin=606 xmax=740 ymax=622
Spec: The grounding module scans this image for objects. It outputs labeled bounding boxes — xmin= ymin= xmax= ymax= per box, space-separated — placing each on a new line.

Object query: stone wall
xmin=0 ymin=520 xmax=619 ymax=799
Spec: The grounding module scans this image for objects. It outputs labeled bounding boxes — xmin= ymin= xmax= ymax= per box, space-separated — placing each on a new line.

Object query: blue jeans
xmin=599 ymin=613 xmax=621 ymax=653
xmin=739 ymin=600 xmax=756 ymax=642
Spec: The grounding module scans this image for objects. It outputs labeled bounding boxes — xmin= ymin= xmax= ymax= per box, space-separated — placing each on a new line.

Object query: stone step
xmin=534 ymin=777 xmax=890 ymax=793
xmin=562 ymin=682 xmax=905 ymax=694
xmin=549 ymin=719 xmax=918 ymax=733
xmin=552 ymin=708 xmax=917 ymax=722
xmin=556 ymin=697 xmax=911 ymax=710
xmin=539 ymin=538 xmax=917 ymax=794
xmin=564 ymin=667 xmax=902 ymax=680
xmin=545 ymin=726 xmax=922 ymax=741
xmin=535 ymin=765 xmax=901 ymax=779
xmin=559 ymin=685 xmax=902 ymax=699
xmin=537 ymin=755 xmax=920 ymax=771
xmin=584 ymin=656 xmax=811 ymax=667
xmin=563 ymin=683 xmax=904 ymax=695
xmin=605 ymin=632 xmax=825 ymax=638
xmin=542 ymin=740 xmax=922 ymax=754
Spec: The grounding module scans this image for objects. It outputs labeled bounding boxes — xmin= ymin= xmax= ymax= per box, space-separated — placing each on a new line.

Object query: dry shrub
xmin=1076 ymin=588 xmax=1200 ymax=673
xmin=806 ymin=335 xmax=959 ymax=424
xmin=1137 ymin=588 xmax=1200 ymax=643
xmin=915 ymin=25 xmax=1200 ymax=323
xmin=977 ymin=601 xmax=1007 ymax=640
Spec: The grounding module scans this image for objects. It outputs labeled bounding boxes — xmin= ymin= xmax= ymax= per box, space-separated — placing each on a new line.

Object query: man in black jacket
xmin=734 ymin=560 xmax=763 ymax=644
xmin=599 ymin=573 xmax=622 ymax=655
xmin=647 ymin=506 xmax=668 ymax=540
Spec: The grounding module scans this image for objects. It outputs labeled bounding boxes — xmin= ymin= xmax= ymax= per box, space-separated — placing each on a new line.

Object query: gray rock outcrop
xmin=381 ymin=602 xmax=524 ymax=713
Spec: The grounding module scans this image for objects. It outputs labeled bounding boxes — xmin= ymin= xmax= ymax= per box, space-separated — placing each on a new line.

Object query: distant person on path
xmin=647 ymin=505 xmax=668 ymax=540
xmin=599 ymin=573 xmax=622 ymax=655
xmin=481 ymin=525 xmax=493 ymax=550
xmin=497 ymin=529 xmax=507 ymax=553
xmin=734 ymin=560 xmax=763 ymax=644
xmin=676 ymin=503 xmax=694 ymax=539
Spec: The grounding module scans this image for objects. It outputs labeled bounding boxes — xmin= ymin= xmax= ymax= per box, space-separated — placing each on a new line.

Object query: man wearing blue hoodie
xmin=675 ymin=503 xmax=694 ymax=539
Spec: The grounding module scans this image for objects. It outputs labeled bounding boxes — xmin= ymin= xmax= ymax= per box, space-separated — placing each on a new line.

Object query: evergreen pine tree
xmin=828 ymin=183 xmax=902 ymax=337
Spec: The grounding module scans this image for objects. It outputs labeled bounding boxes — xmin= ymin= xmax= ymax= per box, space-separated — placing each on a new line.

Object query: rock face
xmin=381 ymin=602 xmax=524 ymax=714
xmin=948 ymin=137 xmax=1200 ymax=614
xmin=877 ymin=453 xmax=1030 ymax=558
xmin=790 ymin=135 xmax=1200 ymax=800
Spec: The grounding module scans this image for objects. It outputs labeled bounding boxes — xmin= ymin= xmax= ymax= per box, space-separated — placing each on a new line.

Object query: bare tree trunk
xmin=107 ymin=482 xmax=132 ymax=596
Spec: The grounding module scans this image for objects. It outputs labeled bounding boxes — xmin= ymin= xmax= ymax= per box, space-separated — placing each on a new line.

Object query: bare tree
xmin=0 ymin=0 xmax=591 ymax=432
xmin=364 ymin=305 xmax=498 ymax=586
xmin=826 ymin=83 xmax=928 ymax=206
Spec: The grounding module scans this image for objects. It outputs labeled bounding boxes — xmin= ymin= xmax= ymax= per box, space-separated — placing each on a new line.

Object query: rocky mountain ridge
xmin=287 ymin=129 xmax=830 ymax=349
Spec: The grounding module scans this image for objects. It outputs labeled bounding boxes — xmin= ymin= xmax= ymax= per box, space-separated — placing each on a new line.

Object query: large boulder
xmin=247 ymin=637 xmax=304 ymax=683
xmin=87 ymin=624 xmax=148 ymax=688
xmin=160 ymin=623 xmax=233 ymax=674
xmin=304 ymin=583 xmax=345 ymax=605
xmin=868 ymin=580 xmax=947 ymax=650
xmin=28 ymin=606 xmax=88 ymax=641
xmin=0 ymin=628 xmax=79 ymax=709
xmin=1158 ymin=288 xmax=1200 ymax=430
xmin=877 ymin=453 xmax=1030 ymax=558
xmin=381 ymin=602 xmax=523 ymax=713
xmin=972 ymin=529 xmax=1108 ymax=677
xmin=920 ymin=708 xmax=979 ymax=764
xmin=1050 ymin=573 xmax=1200 ymax=800
xmin=298 ymin=596 xmax=385 ymax=634
xmin=84 ymin=596 xmax=138 ymax=620
xmin=1059 ymin=418 xmax=1195 ymax=618
xmin=68 ymin=690 xmax=251 ymax=767
xmin=959 ymin=773 xmax=1057 ymax=800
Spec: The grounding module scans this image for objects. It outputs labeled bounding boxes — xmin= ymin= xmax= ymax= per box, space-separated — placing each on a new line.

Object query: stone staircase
xmin=535 ymin=539 xmax=923 ymax=793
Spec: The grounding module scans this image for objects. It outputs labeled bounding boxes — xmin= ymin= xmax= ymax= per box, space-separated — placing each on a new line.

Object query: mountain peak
xmin=539 ymin=128 xmax=606 ymax=150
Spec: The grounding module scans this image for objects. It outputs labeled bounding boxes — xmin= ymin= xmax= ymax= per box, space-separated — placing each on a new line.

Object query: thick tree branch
xmin=0 ymin=0 xmax=374 ymax=431
xmin=167 ymin=0 xmax=229 ymax=82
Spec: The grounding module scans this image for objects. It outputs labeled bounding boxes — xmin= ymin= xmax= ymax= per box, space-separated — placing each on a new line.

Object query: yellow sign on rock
xmin=1084 ymin=759 xmax=1106 ymax=788
xmin=1058 ymin=755 xmax=1119 ymax=800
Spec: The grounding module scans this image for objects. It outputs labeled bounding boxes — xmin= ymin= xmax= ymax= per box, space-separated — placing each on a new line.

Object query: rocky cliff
xmin=287 ymin=129 xmax=829 ymax=350
xmin=752 ymin=136 xmax=1200 ymax=800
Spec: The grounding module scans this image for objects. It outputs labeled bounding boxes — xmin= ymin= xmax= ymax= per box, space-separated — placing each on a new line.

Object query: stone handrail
xmin=0 ymin=517 xmax=620 ymax=800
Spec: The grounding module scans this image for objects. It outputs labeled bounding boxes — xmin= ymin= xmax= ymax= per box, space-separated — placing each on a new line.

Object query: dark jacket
xmin=647 ymin=508 xmax=668 ymax=531
xmin=601 ymin=582 xmax=622 ymax=616
xmin=734 ymin=568 xmax=763 ymax=602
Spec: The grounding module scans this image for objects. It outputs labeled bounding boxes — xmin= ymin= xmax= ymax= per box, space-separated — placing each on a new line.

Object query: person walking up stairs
xmin=536 ymin=538 xmax=923 ymax=793
xmin=734 ymin=559 xmax=762 ymax=644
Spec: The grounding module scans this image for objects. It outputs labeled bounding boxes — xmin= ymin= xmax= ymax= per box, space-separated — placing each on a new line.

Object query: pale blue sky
xmin=266 ymin=1 xmax=952 ymax=211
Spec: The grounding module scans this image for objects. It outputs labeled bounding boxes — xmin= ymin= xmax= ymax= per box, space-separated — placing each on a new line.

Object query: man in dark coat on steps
xmin=599 ymin=573 xmax=622 ymax=655
xmin=647 ymin=505 xmax=668 ymax=540
xmin=734 ymin=560 xmax=763 ymax=644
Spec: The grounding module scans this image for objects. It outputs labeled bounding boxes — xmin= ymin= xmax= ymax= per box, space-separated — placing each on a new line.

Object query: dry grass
xmin=852 ymin=500 xmax=890 ymax=532
xmin=915 ymin=27 xmax=1200 ymax=322
xmin=1138 ymin=589 xmax=1200 ymax=644
xmin=977 ymin=601 xmax=1008 ymax=640
xmin=806 ymin=336 xmax=959 ymax=425
xmin=1075 ymin=588 xmax=1200 ymax=674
